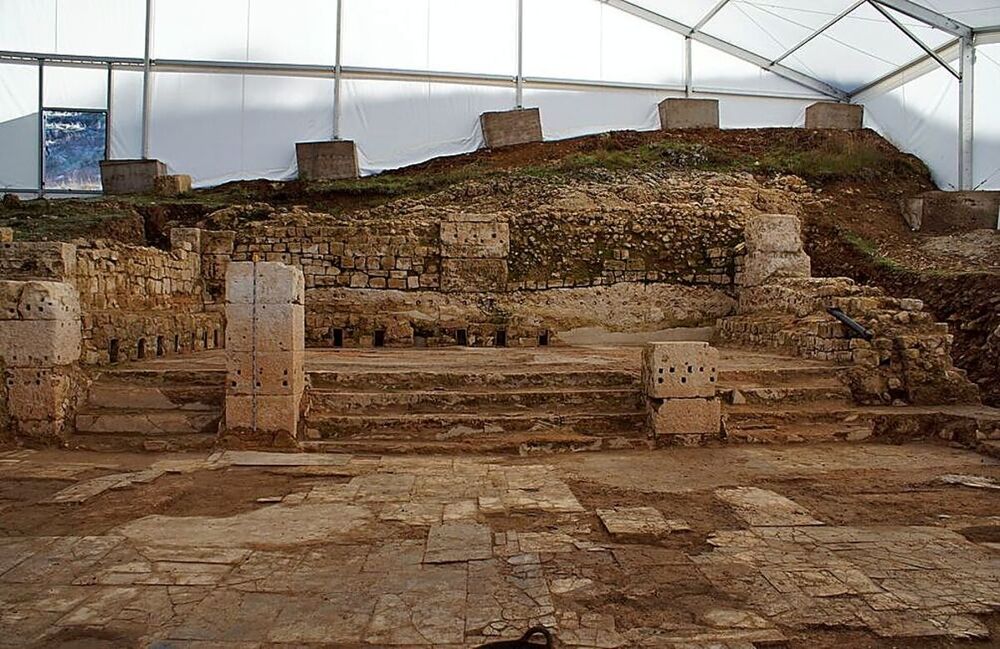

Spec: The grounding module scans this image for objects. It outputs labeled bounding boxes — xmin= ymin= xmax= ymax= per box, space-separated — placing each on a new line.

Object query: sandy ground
xmin=1 ymin=442 xmax=998 ymax=648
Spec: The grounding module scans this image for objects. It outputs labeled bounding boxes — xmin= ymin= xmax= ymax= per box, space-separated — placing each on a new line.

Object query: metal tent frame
xmin=1 ymin=0 xmax=996 ymax=194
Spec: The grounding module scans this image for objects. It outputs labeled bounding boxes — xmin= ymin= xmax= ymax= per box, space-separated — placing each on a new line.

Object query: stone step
xmin=308 ymin=387 xmax=645 ymax=416
xmin=718 ymin=385 xmax=853 ymax=406
xmin=68 ymin=432 xmax=217 ymax=453
xmin=93 ymin=369 xmax=226 ymax=387
xmin=301 ymin=431 xmax=650 ymax=456
xmin=85 ymin=383 xmax=224 ymax=411
xmin=308 ymin=411 xmax=649 ymax=442
xmin=74 ymin=410 xmax=222 ymax=437
xmin=307 ymin=369 xmax=639 ymax=392
xmin=717 ymin=366 xmax=843 ymax=387
xmin=725 ymin=422 xmax=873 ymax=444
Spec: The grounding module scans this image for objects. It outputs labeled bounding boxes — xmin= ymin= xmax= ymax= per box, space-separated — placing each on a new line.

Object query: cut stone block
xmin=225 ymin=262 xmax=256 ymax=305
xmin=744 ymin=214 xmax=805 ymax=254
xmin=254 ymin=263 xmax=305 ymax=305
xmin=658 ymin=98 xmax=720 ymax=129
xmin=202 ymin=230 xmax=236 ymax=255
xmin=0 ymin=227 xmax=12 ymax=243
xmin=805 ymin=102 xmax=864 ymax=130
xmin=225 ymin=304 xmax=254 ymax=352
xmin=649 ymin=397 xmax=721 ymax=436
xmin=100 ymin=159 xmax=167 ymax=194
xmin=597 ymin=507 xmax=689 ymax=539
xmin=440 ymin=258 xmax=508 ymax=293
xmin=0 ymin=319 xmax=82 ymax=367
xmin=225 ymin=394 xmax=256 ymax=431
xmin=440 ymin=218 xmax=510 ymax=259
xmin=170 ymin=227 xmax=202 ymax=254
xmin=296 ymin=140 xmax=359 ymax=181
xmin=739 ymin=251 xmax=812 ymax=287
xmin=715 ymin=487 xmax=824 ymax=526
xmin=5 ymin=367 xmax=75 ymax=422
xmin=15 ymin=281 xmax=81 ymax=321
xmin=480 ymin=108 xmax=543 ymax=149
xmin=642 ymin=342 xmax=719 ymax=399
xmin=154 ymin=174 xmax=193 ymax=196
xmin=424 ymin=522 xmax=493 ymax=563
xmin=0 ymin=242 xmax=77 ymax=282
xmin=255 ymin=352 xmax=306 ymax=396
xmin=254 ymin=304 xmax=305 ymax=353
xmin=254 ymin=394 xmax=302 ymax=435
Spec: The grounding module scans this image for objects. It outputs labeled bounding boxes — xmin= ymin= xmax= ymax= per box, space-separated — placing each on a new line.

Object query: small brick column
xmin=223 ymin=261 xmax=306 ymax=448
xmin=0 ymin=280 xmax=84 ymax=445
xmin=642 ymin=342 xmax=721 ymax=446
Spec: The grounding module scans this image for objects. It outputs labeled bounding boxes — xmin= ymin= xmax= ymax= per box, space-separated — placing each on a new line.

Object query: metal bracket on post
xmin=333 ymin=0 xmax=343 ymax=140
xmin=959 ymin=36 xmax=974 ymax=191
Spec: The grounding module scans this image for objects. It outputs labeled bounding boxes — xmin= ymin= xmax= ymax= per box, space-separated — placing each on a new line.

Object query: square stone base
xmin=154 ymin=175 xmax=193 ymax=196
xmin=658 ymin=98 xmax=720 ymax=129
xmin=100 ymin=159 xmax=167 ymax=195
xmin=642 ymin=342 xmax=718 ymax=399
xmin=805 ymin=102 xmax=864 ymax=130
xmin=480 ymin=108 xmax=543 ymax=149
xmin=649 ymin=397 xmax=721 ymax=438
xmin=296 ymin=140 xmax=359 ymax=181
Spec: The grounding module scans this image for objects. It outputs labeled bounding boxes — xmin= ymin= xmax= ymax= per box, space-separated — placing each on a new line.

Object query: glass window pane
xmin=43 ymin=110 xmax=106 ymax=190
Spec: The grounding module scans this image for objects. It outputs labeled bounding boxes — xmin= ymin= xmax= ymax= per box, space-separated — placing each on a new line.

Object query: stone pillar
xmin=737 ymin=214 xmax=811 ymax=287
xmin=480 ymin=108 xmax=543 ymax=149
xmin=642 ymin=342 xmax=721 ymax=446
xmin=439 ymin=214 xmax=510 ymax=293
xmin=296 ymin=140 xmax=360 ymax=180
xmin=0 ymin=280 xmax=84 ymax=445
xmin=658 ymin=98 xmax=720 ymax=129
xmin=804 ymin=102 xmax=864 ymax=130
xmin=223 ymin=261 xmax=306 ymax=448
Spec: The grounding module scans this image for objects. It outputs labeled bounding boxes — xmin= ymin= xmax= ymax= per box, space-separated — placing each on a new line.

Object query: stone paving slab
xmin=217 ymin=451 xmax=353 ymax=467
xmin=424 ymin=522 xmax=493 ymax=564
xmin=597 ymin=507 xmax=690 ymax=539
xmin=714 ymin=486 xmax=824 ymax=527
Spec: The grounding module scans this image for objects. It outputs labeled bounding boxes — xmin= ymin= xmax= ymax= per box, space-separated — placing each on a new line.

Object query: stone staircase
xmin=71 ymin=370 xmax=224 ymax=452
xmin=301 ymin=367 xmax=649 ymax=454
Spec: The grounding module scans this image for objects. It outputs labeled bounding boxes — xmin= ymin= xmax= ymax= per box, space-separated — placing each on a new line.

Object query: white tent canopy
xmin=1 ymin=0 xmax=998 ymax=192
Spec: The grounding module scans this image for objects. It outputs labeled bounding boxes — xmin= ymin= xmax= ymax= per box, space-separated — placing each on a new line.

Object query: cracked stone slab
xmin=936 ymin=474 xmax=1000 ymax=490
xmin=597 ymin=507 xmax=690 ymax=539
xmin=424 ymin=522 xmax=492 ymax=564
xmin=714 ymin=487 xmax=823 ymax=527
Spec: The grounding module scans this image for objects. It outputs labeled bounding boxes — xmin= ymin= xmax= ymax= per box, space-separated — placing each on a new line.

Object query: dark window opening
xmin=202 ymin=331 xmax=209 ymax=349
xmin=109 ymin=339 xmax=119 ymax=364
xmin=495 ymin=329 xmax=507 ymax=348
xmin=190 ymin=333 xmax=196 ymax=351
xmin=331 ymin=328 xmax=344 ymax=348
xmin=213 ymin=329 xmax=220 ymax=348
xmin=174 ymin=334 xmax=180 ymax=353
xmin=456 ymin=329 xmax=468 ymax=346
xmin=373 ymin=330 xmax=386 ymax=348
xmin=136 ymin=338 xmax=146 ymax=360
xmin=156 ymin=335 xmax=165 ymax=357
xmin=538 ymin=330 xmax=550 ymax=347
xmin=42 ymin=109 xmax=107 ymax=191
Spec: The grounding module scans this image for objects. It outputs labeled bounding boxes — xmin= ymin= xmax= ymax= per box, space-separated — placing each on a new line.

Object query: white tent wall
xmin=0 ymin=63 xmax=39 ymax=190
xmin=109 ymin=69 xmax=143 ymax=160
xmin=0 ymin=0 xmax=145 ymax=58
xmin=973 ymin=43 xmax=1000 ymax=190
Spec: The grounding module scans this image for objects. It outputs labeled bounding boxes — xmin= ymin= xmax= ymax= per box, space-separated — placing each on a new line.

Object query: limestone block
xmin=296 ymin=140 xmax=359 ymax=181
xmin=254 ymin=394 xmax=301 ymax=435
xmin=642 ymin=342 xmax=719 ymax=399
xmin=100 ymin=159 xmax=166 ymax=194
xmin=5 ymin=367 xmax=73 ymax=422
xmin=658 ymin=98 xmax=720 ymax=129
xmin=440 ymin=218 xmax=510 ymax=258
xmin=254 ymin=303 xmax=305 ymax=353
xmin=226 ymin=262 xmax=256 ymax=304
xmin=16 ymin=281 xmax=81 ymax=320
xmin=440 ymin=258 xmax=508 ymax=293
xmin=154 ymin=174 xmax=193 ymax=196
xmin=0 ymin=227 xmax=13 ymax=242
xmin=225 ymin=305 xmax=254 ymax=353
xmin=254 ymin=263 xmax=305 ymax=305
xmin=225 ymin=394 xmax=256 ymax=430
xmin=649 ymin=397 xmax=721 ymax=436
xmin=804 ymin=102 xmax=864 ymax=130
xmin=254 ymin=352 xmax=305 ymax=396
xmin=0 ymin=319 xmax=81 ymax=367
xmin=0 ymin=281 xmax=20 ymax=319
xmin=202 ymin=230 xmax=236 ymax=255
xmin=0 ymin=242 xmax=77 ymax=282
xmin=739 ymin=251 xmax=812 ymax=287
xmin=744 ymin=214 xmax=804 ymax=254
xmin=170 ymin=228 xmax=202 ymax=254
xmin=480 ymin=108 xmax=543 ymax=149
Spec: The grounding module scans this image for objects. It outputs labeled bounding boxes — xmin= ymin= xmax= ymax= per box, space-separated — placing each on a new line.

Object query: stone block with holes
xmin=223 ymin=261 xmax=306 ymax=448
xmin=642 ymin=342 xmax=719 ymax=399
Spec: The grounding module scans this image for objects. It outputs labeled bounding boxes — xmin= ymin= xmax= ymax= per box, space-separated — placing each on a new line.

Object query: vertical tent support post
xmin=141 ymin=0 xmax=154 ymax=159
xmin=37 ymin=59 xmax=44 ymax=198
xmin=105 ymin=63 xmax=113 ymax=161
xmin=958 ymin=35 xmax=974 ymax=191
xmin=333 ymin=0 xmax=343 ymax=140
xmin=684 ymin=37 xmax=693 ymax=96
xmin=516 ymin=0 xmax=524 ymax=108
